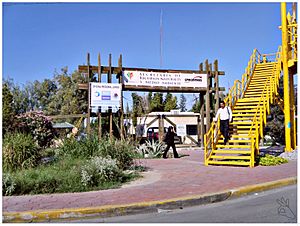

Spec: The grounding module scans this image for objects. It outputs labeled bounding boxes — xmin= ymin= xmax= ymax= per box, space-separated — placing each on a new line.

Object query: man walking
xmin=215 ymin=101 xmax=232 ymax=145
xmin=163 ymin=126 xmax=180 ymax=159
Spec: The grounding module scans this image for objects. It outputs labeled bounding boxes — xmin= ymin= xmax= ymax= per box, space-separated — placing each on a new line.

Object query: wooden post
xmin=98 ymin=53 xmax=102 ymax=140
xmin=214 ymin=60 xmax=219 ymax=114
xmin=159 ymin=114 xmax=164 ymax=142
xmin=87 ymin=53 xmax=91 ymax=135
xmin=205 ymin=59 xmax=211 ymax=133
xmin=118 ymin=54 xmax=124 ymax=140
xmin=200 ymin=93 xmax=205 ymax=147
xmin=199 ymin=62 xmax=205 ymax=147
xmin=108 ymin=54 xmax=113 ymax=140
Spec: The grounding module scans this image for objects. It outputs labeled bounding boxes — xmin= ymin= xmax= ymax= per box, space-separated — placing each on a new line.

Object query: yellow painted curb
xmin=3 ymin=177 xmax=297 ymax=223
xmin=3 ymin=191 xmax=231 ymax=223
xmin=230 ymin=177 xmax=297 ymax=197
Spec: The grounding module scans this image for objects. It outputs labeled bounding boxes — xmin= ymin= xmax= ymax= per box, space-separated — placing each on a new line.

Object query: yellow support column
xmin=289 ymin=72 xmax=296 ymax=149
xmin=281 ymin=2 xmax=292 ymax=152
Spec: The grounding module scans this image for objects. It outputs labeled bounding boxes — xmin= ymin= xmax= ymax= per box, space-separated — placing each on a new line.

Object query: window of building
xmin=186 ymin=125 xmax=197 ymax=136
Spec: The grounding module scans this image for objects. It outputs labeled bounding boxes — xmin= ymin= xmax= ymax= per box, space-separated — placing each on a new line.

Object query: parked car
xmin=146 ymin=127 xmax=182 ymax=144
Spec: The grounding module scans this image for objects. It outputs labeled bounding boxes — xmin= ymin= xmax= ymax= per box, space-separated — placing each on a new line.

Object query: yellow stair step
xmin=231 ymin=121 xmax=261 ymax=125
xmin=207 ymin=160 xmax=250 ymax=166
xmin=210 ymin=156 xmax=251 ymax=160
xmin=231 ymin=109 xmax=259 ymax=112
xmin=236 ymin=103 xmax=261 ymax=106
xmin=237 ymin=98 xmax=261 ymax=102
xmin=218 ymin=139 xmax=252 ymax=143
xmin=230 ymin=126 xmax=259 ymax=129
xmin=234 ymin=106 xmax=262 ymax=109
xmin=231 ymin=131 xmax=256 ymax=134
xmin=231 ymin=134 xmax=254 ymax=138
xmin=213 ymin=150 xmax=251 ymax=154
xmin=216 ymin=144 xmax=251 ymax=148
xmin=233 ymin=118 xmax=259 ymax=121
xmin=232 ymin=113 xmax=257 ymax=116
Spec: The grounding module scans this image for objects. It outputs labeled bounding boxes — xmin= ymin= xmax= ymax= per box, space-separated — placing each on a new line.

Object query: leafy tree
xmin=32 ymin=79 xmax=57 ymax=112
xmin=46 ymin=67 xmax=94 ymax=118
xmin=3 ymin=78 xmax=30 ymax=114
xmin=264 ymin=104 xmax=284 ymax=144
xmin=179 ymin=94 xmax=187 ymax=112
xmin=2 ymin=83 xmax=15 ymax=134
xmin=125 ymin=103 xmax=131 ymax=114
xmin=191 ymin=99 xmax=200 ymax=113
xmin=164 ymin=93 xmax=177 ymax=112
xmin=150 ymin=92 xmax=164 ymax=112
xmin=131 ymin=93 xmax=145 ymax=126
xmin=147 ymin=92 xmax=153 ymax=112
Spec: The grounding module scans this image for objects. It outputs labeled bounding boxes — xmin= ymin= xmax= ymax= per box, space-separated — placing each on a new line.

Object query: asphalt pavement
xmin=63 ymin=185 xmax=297 ymax=223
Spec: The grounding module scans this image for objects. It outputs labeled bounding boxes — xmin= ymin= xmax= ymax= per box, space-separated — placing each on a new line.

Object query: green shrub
xmin=81 ymin=156 xmax=122 ymax=187
xmin=2 ymin=173 xmax=16 ymax=196
xmin=3 ymin=133 xmax=40 ymax=171
xmin=56 ymin=136 xmax=136 ymax=170
xmin=97 ymin=138 xmax=135 ymax=170
xmin=256 ymin=154 xmax=288 ymax=166
xmin=56 ymin=136 xmax=99 ymax=158
xmin=15 ymin=111 xmax=55 ymax=148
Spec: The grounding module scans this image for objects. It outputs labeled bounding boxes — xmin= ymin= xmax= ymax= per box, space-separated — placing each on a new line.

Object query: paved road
xmin=63 ymin=185 xmax=297 ymax=223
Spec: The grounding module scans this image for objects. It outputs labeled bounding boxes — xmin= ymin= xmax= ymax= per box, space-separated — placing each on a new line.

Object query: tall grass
xmin=3 ymin=133 xmax=40 ymax=171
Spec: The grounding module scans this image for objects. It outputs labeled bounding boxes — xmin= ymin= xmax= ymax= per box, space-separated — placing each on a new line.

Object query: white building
xmin=131 ymin=109 xmax=206 ymax=145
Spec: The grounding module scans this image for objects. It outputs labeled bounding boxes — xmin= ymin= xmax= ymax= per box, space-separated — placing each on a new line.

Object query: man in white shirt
xmin=215 ymin=101 xmax=232 ymax=145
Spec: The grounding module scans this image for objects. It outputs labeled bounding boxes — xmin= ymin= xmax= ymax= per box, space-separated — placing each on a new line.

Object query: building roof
xmin=52 ymin=122 xmax=74 ymax=129
xmin=147 ymin=109 xmax=200 ymax=116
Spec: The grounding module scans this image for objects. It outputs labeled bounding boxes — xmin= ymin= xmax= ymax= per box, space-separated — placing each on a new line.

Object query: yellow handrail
xmin=204 ymin=46 xmax=282 ymax=166
xmin=204 ymin=49 xmax=262 ymax=165
xmin=247 ymin=47 xmax=282 ymax=156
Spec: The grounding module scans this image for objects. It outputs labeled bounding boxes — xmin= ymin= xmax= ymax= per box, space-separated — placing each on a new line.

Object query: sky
xmin=2 ymin=2 xmax=295 ymax=110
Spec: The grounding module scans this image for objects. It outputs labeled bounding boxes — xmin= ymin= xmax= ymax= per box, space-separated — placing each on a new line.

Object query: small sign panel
xmin=90 ymin=83 xmax=121 ymax=108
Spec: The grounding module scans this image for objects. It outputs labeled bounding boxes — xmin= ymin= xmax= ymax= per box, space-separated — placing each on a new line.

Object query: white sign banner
xmin=176 ymin=124 xmax=187 ymax=136
xmin=123 ymin=70 xmax=207 ymax=88
xmin=90 ymin=83 xmax=121 ymax=108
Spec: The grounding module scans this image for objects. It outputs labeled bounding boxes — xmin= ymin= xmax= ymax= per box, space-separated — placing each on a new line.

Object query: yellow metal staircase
xmin=204 ymin=47 xmax=282 ymax=167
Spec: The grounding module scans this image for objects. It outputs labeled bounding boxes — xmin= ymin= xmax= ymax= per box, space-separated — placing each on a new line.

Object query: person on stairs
xmin=215 ymin=101 xmax=232 ymax=145
xmin=163 ymin=126 xmax=180 ymax=159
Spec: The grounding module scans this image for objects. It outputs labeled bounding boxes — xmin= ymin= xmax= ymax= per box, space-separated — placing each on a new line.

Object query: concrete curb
xmin=3 ymin=176 xmax=297 ymax=223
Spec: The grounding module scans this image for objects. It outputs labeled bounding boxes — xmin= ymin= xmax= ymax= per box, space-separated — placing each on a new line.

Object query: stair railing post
xmin=260 ymin=106 xmax=263 ymax=138
xmin=204 ymin=134 xmax=207 ymax=165
xmin=250 ymin=135 xmax=255 ymax=167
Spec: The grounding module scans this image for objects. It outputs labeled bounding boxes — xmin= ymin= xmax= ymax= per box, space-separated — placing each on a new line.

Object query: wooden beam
xmin=186 ymin=134 xmax=199 ymax=145
xmin=78 ymin=65 xmax=225 ymax=76
xmin=123 ymin=85 xmax=208 ymax=93
xmin=163 ymin=116 xmax=176 ymax=128
xmin=79 ymin=83 xmax=225 ymax=93
xmin=48 ymin=114 xmax=86 ymax=119
xmin=146 ymin=116 xmax=159 ymax=128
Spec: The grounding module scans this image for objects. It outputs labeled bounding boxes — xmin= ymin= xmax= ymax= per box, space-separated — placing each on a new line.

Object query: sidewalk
xmin=3 ymin=148 xmax=297 ymax=221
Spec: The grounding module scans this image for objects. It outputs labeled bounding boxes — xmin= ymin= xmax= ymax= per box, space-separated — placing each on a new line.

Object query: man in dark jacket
xmin=163 ymin=126 xmax=179 ymax=159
